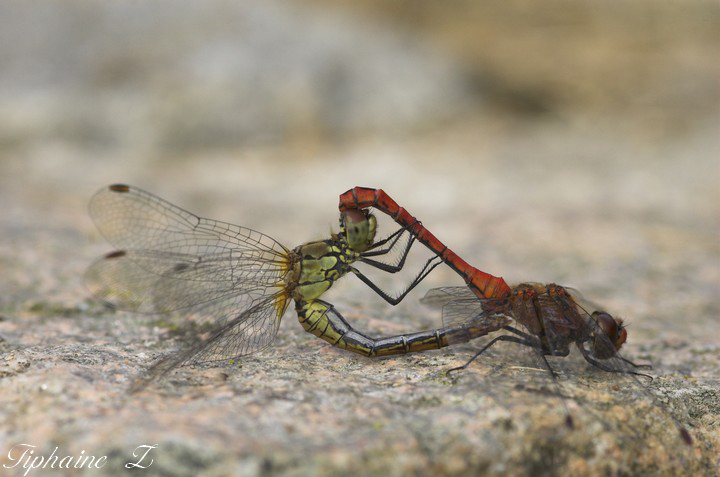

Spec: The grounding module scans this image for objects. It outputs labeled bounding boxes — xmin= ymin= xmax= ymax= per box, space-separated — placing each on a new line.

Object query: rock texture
xmin=0 ymin=2 xmax=717 ymax=476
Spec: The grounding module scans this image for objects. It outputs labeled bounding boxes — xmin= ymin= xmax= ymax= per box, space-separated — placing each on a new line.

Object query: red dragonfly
xmin=339 ymin=186 xmax=691 ymax=444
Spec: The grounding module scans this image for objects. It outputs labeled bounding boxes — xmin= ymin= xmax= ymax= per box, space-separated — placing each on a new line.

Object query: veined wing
xmin=564 ymin=287 xmax=607 ymax=316
xmin=421 ymin=287 xmax=510 ymax=343
xmin=89 ymin=184 xmax=290 ymax=259
xmin=87 ymin=184 xmax=293 ymax=314
xmin=85 ymin=249 xmax=290 ymax=314
xmin=130 ymin=292 xmax=291 ymax=392
xmin=420 ymin=286 xmax=479 ymax=309
xmin=87 ymin=185 xmax=296 ymax=389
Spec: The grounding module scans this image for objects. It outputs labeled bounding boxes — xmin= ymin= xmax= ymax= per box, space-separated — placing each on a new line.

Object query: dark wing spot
xmin=104 ymin=250 xmax=127 ymax=259
xmin=173 ymin=263 xmax=190 ymax=272
xmin=109 ymin=184 xmax=130 ymax=193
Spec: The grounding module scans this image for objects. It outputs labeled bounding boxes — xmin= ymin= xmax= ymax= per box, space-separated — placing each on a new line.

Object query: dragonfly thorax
xmin=506 ymin=283 xmax=600 ymax=357
xmin=291 ymin=239 xmax=359 ymax=303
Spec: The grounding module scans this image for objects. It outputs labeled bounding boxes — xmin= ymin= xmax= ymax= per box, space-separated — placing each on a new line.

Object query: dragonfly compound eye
xmin=592 ymin=311 xmax=626 ymax=358
xmin=341 ymin=209 xmax=376 ymax=252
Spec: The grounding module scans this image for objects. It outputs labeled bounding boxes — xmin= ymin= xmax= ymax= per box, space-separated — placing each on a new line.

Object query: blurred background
xmin=2 ymin=0 xmax=717 ymax=293
xmin=0 ymin=1 xmax=718 ymax=475
xmin=1 ymin=0 xmax=717 ymax=329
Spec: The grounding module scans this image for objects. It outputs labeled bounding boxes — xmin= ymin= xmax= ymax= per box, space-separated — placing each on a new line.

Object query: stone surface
xmin=0 ymin=2 xmax=718 ymax=476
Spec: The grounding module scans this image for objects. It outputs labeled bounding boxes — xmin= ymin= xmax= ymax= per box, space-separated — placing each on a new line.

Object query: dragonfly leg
xmin=363 ymin=214 xmax=424 ymax=256
xmin=362 ymin=218 xmax=425 ymax=273
xmin=535 ymin=344 xmax=576 ymax=429
xmin=577 ymin=343 xmax=653 ymax=381
xmin=360 ymin=233 xmax=417 ymax=273
xmin=619 ymin=356 xmax=653 ymax=370
xmin=356 ymin=219 xmax=444 ymax=304
xmin=363 ymin=225 xmax=410 ymax=255
xmin=447 ymin=334 xmax=536 ymax=375
xmin=503 ymin=325 xmax=571 ymax=358
xmin=351 ymin=255 xmax=443 ymax=305
xmin=501 ymin=325 xmax=574 ymax=428
xmin=503 ymin=325 xmax=540 ymax=343
xmin=538 ymin=352 xmax=561 ymax=380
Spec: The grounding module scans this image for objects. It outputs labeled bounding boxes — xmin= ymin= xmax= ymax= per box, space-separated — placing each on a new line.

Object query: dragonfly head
xmin=591 ymin=311 xmax=627 ymax=359
xmin=340 ymin=208 xmax=377 ymax=253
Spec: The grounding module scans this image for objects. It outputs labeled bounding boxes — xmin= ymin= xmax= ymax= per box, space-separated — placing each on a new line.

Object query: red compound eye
xmin=595 ymin=312 xmax=617 ymax=339
xmin=342 ymin=208 xmax=366 ymax=225
xmin=592 ymin=311 xmax=626 ymax=358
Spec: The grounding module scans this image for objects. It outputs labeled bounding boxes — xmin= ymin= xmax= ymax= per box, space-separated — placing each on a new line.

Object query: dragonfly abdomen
xmin=296 ymin=299 xmax=507 ymax=357
xmin=295 ymin=299 xmax=375 ymax=354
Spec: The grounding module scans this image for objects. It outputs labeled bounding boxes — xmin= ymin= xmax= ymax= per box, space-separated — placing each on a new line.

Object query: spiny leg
xmin=361 ymin=233 xmax=417 ymax=273
xmin=619 ymin=356 xmax=653 ymax=370
xmin=352 ymin=216 xmax=436 ymax=302
xmin=447 ymin=334 xmax=537 ymax=375
xmin=537 ymin=352 xmax=575 ymax=428
xmin=578 ymin=344 xmax=691 ymax=445
xmin=578 ymin=344 xmax=653 ymax=381
xmin=363 ymin=224 xmax=411 ymax=256
xmin=503 ymin=325 xmax=571 ymax=358
xmin=345 ymin=213 xmax=442 ymax=305
xmin=361 ymin=218 xmax=424 ymax=273
xmin=352 ymin=255 xmax=444 ymax=305
xmin=362 ymin=213 xmax=423 ymax=256
xmin=503 ymin=325 xmax=541 ymax=344
xmin=504 ymin=326 xmax=574 ymax=428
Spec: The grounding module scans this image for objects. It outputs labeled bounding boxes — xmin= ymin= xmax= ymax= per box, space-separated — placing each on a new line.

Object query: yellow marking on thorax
xmin=273 ymin=249 xmax=300 ymax=323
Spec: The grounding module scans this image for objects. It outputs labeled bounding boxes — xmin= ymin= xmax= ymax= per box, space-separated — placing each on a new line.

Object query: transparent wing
xmin=89 ymin=184 xmax=290 ymax=259
xmin=187 ymin=293 xmax=289 ymax=365
xmin=85 ymin=250 xmax=286 ymax=314
xmin=565 ymin=287 xmax=606 ymax=315
xmin=130 ymin=293 xmax=290 ymax=392
xmin=87 ymin=184 xmax=295 ymax=368
xmin=420 ymin=286 xmax=479 ymax=309
xmin=86 ymin=184 xmax=292 ymax=315
xmin=421 ymin=287 xmax=510 ymax=343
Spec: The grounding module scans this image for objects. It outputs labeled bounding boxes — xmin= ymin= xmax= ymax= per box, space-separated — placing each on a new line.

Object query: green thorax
xmin=291 ymin=234 xmax=360 ymax=302
xmin=290 ymin=209 xmax=376 ymax=303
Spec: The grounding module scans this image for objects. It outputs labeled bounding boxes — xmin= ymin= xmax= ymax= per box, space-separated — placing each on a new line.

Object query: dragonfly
xmin=339 ymin=186 xmax=692 ymax=444
xmin=86 ymin=184 xmax=497 ymax=390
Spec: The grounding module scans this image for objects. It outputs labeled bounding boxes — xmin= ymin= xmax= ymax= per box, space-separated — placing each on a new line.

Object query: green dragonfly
xmin=87 ymin=185 xmax=496 ymax=390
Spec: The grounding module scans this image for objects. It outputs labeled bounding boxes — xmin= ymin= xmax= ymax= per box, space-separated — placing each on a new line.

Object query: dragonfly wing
xmin=130 ymin=293 xmax=289 ymax=391
xmin=422 ymin=287 xmax=509 ymax=344
xmin=89 ymin=184 xmax=290 ymax=258
xmin=186 ymin=293 xmax=289 ymax=365
xmin=441 ymin=298 xmax=492 ymax=327
xmin=87 ymin=184 xmax=292 ymax=315
xmin=420 ymin=286 xmax=479 ymax=308
xmin=530 ymin=291 xmax=574 ymax=355
xmin=422 ymin=286 xmax=504 ymax=325
xmin=86 ymin=249 xmax=288 ymax=314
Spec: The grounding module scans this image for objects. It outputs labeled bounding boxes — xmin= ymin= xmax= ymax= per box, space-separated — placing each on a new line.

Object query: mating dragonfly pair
xmin=86 ymin=184 xmax=690 ymax=443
